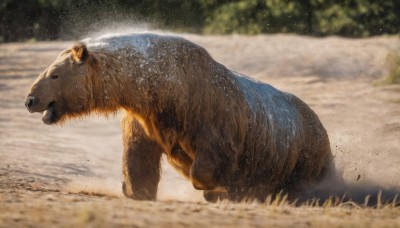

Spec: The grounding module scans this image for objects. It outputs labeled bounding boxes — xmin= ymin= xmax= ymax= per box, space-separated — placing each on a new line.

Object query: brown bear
xmin=25 ymin=33 xmax=334 ymax=202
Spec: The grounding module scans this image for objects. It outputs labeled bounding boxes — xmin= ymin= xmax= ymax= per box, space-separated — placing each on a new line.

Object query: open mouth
xmin=42 ymin=102 xmax=57 ymax=125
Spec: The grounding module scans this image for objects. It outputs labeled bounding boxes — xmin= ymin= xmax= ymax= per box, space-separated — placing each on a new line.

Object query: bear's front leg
xmin=121 ymin=115 xmax=163 ymax=200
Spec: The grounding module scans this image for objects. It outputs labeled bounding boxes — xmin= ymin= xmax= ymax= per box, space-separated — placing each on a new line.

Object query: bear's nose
xmin=25 ymin=96 xmax=37 ymax=111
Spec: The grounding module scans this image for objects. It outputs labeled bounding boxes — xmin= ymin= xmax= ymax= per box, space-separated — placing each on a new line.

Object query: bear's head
xmin=25 ymin=42 xmax=97 ymax=125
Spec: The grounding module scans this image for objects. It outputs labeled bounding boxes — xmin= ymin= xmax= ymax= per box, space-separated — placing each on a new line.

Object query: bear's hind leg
xmin=122 ymin=115 xmax=163 ymax=200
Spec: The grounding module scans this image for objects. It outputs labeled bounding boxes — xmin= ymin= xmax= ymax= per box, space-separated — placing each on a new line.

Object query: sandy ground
xmin=1 ymin=33 xmax=400 ymax=227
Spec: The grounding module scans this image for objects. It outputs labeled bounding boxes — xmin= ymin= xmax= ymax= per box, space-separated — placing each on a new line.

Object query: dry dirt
xmin=1 ymin=33 xmax=400 ymax=227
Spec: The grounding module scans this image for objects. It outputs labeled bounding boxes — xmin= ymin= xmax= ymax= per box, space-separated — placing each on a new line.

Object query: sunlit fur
xmin=26 ymin=34 xmax=334 ymax=202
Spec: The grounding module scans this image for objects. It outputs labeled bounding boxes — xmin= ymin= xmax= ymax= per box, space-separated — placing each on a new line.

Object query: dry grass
xmin=1 ymin=188 xmax=399 ymax=227
xmin=375 ymin=41 xmax=400 ymax=85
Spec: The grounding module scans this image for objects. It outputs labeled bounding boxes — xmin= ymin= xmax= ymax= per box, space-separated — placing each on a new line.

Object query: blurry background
xmin=1 ymin=0 xmax=400 ymax=43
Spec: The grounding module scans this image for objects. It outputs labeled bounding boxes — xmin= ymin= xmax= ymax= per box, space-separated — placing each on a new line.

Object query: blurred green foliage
xmin=1 ymin=0 xmax=399 ymax=42
xmin=203 ymin=0 xmax=400 ymax=36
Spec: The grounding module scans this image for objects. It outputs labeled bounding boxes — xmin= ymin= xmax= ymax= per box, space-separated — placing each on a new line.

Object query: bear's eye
xmin=50 ymin=74 xmax=59 ymax=80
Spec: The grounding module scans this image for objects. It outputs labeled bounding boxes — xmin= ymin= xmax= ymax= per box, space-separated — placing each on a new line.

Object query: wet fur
xmin=27 ymin=34 xmax=334 ymax=202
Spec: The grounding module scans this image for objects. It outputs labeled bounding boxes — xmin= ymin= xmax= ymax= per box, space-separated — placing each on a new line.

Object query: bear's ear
xmin=71 ymin=42 xmax=89 ymax=64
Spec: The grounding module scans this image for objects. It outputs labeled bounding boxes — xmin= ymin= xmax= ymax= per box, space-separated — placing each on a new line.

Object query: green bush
xmin=203 ymin=0 xmax=400 ymax=37
xmin=203 ymin=0 xmax=309 ymax=34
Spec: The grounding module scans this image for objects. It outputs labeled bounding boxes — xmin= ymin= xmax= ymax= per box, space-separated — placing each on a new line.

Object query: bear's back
xmin=234 ymin=72 xmax=304 ymax=139
xmin=82 ymin=33 xmax=190 ymax=58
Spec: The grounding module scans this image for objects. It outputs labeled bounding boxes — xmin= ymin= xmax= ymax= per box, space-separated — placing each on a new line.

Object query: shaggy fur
xmin=26 ymin=33 xmax=334 ymax=202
